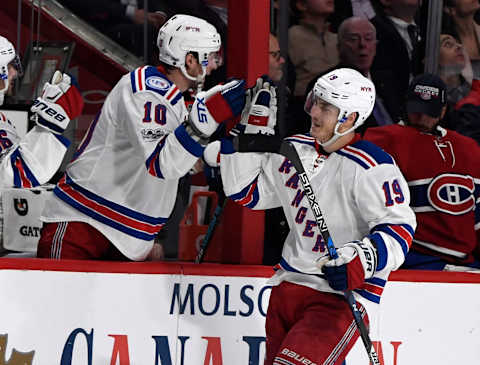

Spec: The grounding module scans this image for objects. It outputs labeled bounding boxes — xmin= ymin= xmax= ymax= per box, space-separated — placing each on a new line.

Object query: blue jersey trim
xmin=354 ymin=289 xmax=381 ymax=304
xmin=53 ymin=133 xmax=71 ymax=148
xmin=368 ymin=232 xmax=388 ymax=271
xmin=351 ymin=140 xmax=394 ymax=165
xmin=174 ymin=124 xmax=205 ymax=158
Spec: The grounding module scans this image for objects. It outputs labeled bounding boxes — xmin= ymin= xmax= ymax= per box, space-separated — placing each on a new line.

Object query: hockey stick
xmin=195 ymin=192 xmax=227 ymax=264
xmin=278 ymin=141 xmax=381 ymax=365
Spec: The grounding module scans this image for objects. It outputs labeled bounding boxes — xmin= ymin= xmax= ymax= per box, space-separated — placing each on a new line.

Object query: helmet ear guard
xmin=305 ymin=68 xmax=375 ymax=147
xmin=157 ymin=14 xmax=221 ymax=85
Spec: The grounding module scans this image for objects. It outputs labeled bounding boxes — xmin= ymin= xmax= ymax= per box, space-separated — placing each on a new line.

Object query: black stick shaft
xmin=195 ymin=194 xmax=227 ymax=264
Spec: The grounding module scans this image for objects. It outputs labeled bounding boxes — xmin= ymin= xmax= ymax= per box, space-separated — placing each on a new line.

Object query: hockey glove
xmin=237 ymin=75 xmax=277 ymax=135
xmin=31 ymin=71 xmax=84 ymax=134
xmin=318 ymin=239 xmax=377 ymax=291
xmin=187 ymin=79 xmax=246 ymax=140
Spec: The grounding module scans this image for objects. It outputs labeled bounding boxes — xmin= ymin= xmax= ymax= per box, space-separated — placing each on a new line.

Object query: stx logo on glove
xmin=195 ymin=97 xmax=208 ymax=124
xmin=32 ymin=99 xmax=67 ymax=123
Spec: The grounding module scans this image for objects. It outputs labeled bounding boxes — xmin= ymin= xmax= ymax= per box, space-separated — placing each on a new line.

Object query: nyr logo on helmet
xmin=427 ymin=173 xmax=475 ymax=215
xmin=328 ymin=75 xmax=338 ymax=80
xmin=146 ymin=77 xmax=170 ymax=91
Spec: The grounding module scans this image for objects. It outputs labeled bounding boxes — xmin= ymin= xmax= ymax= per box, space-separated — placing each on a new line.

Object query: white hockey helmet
xmin=0 ymin=36 xmax=23 ymax=105
xmin=157 ymin=14 xmax=221 ymax=83
xmin=305 ymin=68 xmax=375 ymax=147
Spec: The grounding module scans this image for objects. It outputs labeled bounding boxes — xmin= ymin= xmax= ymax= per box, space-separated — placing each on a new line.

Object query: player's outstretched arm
xmin=184 ymin=79 xmax=246 ymax=143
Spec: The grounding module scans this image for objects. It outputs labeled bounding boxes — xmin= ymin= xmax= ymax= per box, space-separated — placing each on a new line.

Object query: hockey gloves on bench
xmin=187 ymin=79 xmax=246 ymax=141
xmin=318 ymin=239 xmax=377 ymax=291
xmin=233 ymin=75 xmax=277 ymax=136
xmin=31 ymin=71 xmax=84 ymax=134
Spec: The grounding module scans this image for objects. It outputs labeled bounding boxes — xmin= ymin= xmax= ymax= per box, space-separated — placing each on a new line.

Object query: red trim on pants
xmin=265 ymin=281 xmax=368 ymax=365
xmin=37 ymin=222 xmax=129 ymax=260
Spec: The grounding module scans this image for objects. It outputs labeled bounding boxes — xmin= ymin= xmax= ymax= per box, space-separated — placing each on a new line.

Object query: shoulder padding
xmin=336 ymin=139 xmax=394 ymax=170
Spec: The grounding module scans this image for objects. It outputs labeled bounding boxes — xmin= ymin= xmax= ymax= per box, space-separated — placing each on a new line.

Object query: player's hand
xmin=317 ymin=239 xmax=377 ymax=291
xmin=203 ymin=140 xmax=221 ymax=167
xmin=237 ymin=75 xmax=277 ymax=136
xmin=187 ymin=79 xmax=246 ymax=139
xmin=31 ymin=71 xmax=84 ymax=134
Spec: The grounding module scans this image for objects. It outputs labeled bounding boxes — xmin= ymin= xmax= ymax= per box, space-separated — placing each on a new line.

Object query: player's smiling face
xmin=309 ymin=98 xmax=340 ymax=143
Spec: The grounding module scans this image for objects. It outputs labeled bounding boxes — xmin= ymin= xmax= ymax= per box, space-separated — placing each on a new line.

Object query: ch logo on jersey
xmin=427 ymin=173 xmax=475 ymax=215
xmin=13 ymin=198 xmax=28 ymax=216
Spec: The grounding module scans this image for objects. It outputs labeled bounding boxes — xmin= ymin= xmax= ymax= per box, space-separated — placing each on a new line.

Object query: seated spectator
xmin=288 ymin=0 xmax=339 ymax=99
xmin=438 ymin=34 xmax=473 ymax=105
xmin=363 ymin=73 xmax=480 ymax=270
xmin=329 ymin=0 xmax=376 ymax=32
xmin=305 ymin=17 xmax=394 ymax=134
xmin=59 ymin=0 xmax=167 ymax=62
xmin=444 ymin=0 xmax=480 ymax=78
xmin=438 ymin=34 xmax=480 ymax=144
xmin=370 ymin=0 xmax=424 ymax=123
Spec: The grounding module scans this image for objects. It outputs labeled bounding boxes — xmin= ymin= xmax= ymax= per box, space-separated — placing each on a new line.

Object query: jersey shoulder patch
xmin=336 ymin=139 xmax=394 ymax=170
xmin=130 ymin=66 xmax=183 ymax=106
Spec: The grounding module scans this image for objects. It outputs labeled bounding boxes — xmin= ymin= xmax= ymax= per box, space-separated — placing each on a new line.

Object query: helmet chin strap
xmin=180 ymin=64 xmax=206 ymax=84
xmin=317 ymin=116 xmax=355 ymax=148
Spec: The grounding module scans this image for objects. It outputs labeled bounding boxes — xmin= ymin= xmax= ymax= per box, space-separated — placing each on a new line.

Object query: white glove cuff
xmin=345 ymin=238 xmax=377 ymax=279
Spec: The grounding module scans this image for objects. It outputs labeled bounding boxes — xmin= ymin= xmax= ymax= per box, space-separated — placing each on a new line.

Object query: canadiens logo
xmin=427 ymin=173 xmax=475 ymax=215
xmin=146 ymin=77 xmax=170 ymax=91
xmin=13 ymin=198 xmax=28 ymax=216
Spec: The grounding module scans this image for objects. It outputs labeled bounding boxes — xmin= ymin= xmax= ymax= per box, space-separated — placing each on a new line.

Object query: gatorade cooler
xmin=178 ymin=191 xmax=224 ymax=262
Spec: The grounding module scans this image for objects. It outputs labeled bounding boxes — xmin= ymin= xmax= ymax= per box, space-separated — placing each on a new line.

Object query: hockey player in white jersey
xmin=219 ymin=68 xmax=416 ymax=364
xmin=0 ymin=35 xmax=83 ymax=188
xmin=37 ymin=14 xmax=245 ymax=260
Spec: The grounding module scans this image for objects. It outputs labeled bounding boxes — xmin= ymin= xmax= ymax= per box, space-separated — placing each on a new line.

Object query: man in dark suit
xmin=370 ymin=0 xmax=424 ymax=123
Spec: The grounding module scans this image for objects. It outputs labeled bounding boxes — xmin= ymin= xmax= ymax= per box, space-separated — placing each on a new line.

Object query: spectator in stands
xmin=444 ymin=0 xmax=480 ymax=78
xmin=288 ymin=0 xmax=339 ymax=100
xmin=59 ymin=0 xmax=168 ymax=62
xmin=36 ymin=15 xmax=245 ymax=261
xmin=370 ymin=0 xmax=424 ymax=123
xmin=363 ymin=73 xmax=480 ymax=270
xmin=438 ymin=34 xmax=472 ymax=105
xmin=0 ymin=35 xmax=84 ymax=188
xmin=305 ymin=17 xmax=394 ymax=134
xmin=437 ymin=33 xmax=480 ymax=145
xmin=329 ymin=0 xmax=376 ymax=32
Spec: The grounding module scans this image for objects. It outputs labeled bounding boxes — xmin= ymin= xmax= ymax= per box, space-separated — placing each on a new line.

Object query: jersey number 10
xmin=143 ymin=102 xmax=167 ymax=125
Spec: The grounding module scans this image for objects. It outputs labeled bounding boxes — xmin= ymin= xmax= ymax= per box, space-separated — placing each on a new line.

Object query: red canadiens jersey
xmin=364 ymin=124 xmax=480 ymax=264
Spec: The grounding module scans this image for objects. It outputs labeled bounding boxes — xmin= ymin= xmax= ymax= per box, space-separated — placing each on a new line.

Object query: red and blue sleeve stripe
xmin=54 ymin=174 xmax=167 ymax=241
xmin=146 ymin=136 xmax=167 ymax=179
xmin=371 ymin=223 xmax=414 ymax=259
xmin=337 ymin=140 xmax=394 ymax=170
xmin=10 ymin=149 xmax=40 ymax=188
xmin=174 ymin=124 xmax=205 ymax=158
xmin=354 ymin=277 xmax=386 ymax=304
xmin=229 ymin=176 xmax=260 ymax=208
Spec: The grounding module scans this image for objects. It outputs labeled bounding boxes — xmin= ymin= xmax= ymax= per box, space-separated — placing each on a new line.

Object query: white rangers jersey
xmin=41 ymin=66 xmax=205 ymax=260
xmin=220 ymin=134 xmax=416 ymax=305
xmin=0 ymin=111 xmax=69 ymax=188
